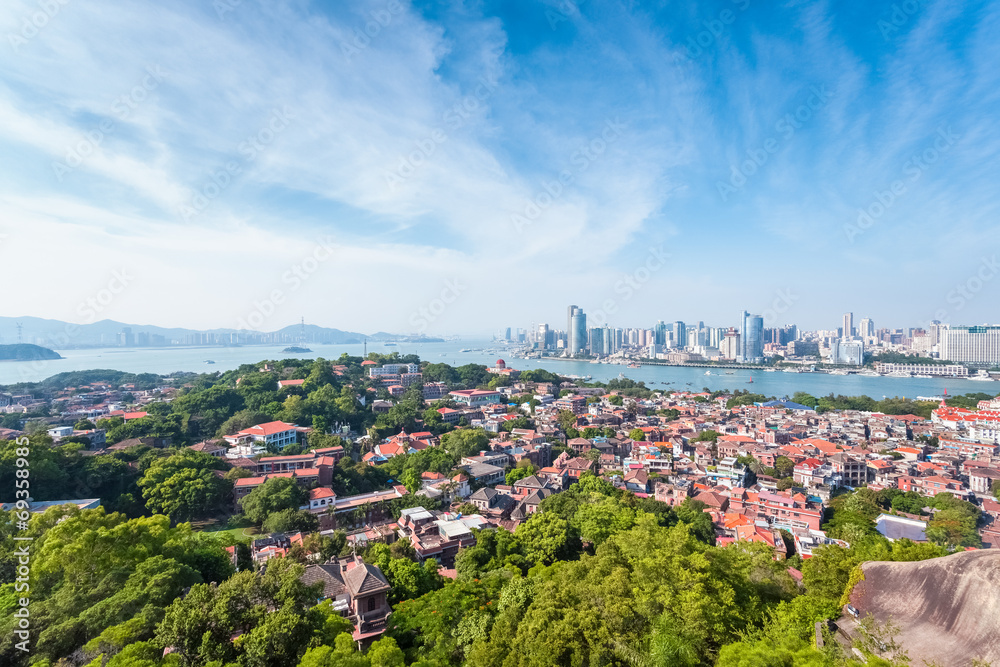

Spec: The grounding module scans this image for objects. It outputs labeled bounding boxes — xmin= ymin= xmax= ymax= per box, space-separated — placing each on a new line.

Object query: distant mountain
xmin=0 ymin=317 xmax=439 ymax=349
xmin=0 ymin=344 xmax=62 ymax=361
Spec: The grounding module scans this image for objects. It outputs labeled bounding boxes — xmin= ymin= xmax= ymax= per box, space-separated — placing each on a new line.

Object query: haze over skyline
xmin=2 ymin=0 xmax=999 ymax=336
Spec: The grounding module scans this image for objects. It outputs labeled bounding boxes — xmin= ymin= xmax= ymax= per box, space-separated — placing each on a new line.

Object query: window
xmin=368 ymin=597 xmax=377 ymax=612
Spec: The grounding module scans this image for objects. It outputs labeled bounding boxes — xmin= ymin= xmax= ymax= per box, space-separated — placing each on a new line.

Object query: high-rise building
xmin=567 ymin=306 xmax=588 ymax=356
xmin=536 ymin=323 xmax=551 ymax=349
xmin=858 ymin=318 xmax=874 ymax=340
xmin=589 ymin=327 xmax=603 ymax=355
xmin=589 ymin=326 xmax=614 ymax=356
xmin=738 ymin=311 xmax=764 ymax=363
xmin=939 ymin=325 xmax=1000 ymax=365
xmin=653 ymin=321 xmax=667 ymax=346
xmin=721 ymin=328 xmax=740 ymax=360
xmin=842 ymin=312 xmax=854 ymax=339
xmin=672 ymin=321 xmax=687 ymax=349
xmin=709 ymin=327 xmax=725 ymax=348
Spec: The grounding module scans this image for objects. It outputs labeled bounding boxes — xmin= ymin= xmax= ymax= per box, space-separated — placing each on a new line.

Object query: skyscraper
xmin=537 ymin=323 xmax=550 ymax=349
xmin=842 ymin=312 xmax=854 ymax=339
xmin=671 ymin=321 xmax=687 ymax=349
xmin=653 ymin=321 xmax=667 ymax=346
xmin=567 ymin=305 xmax=587 ymax=356
xmin=738 ymin=311 xmax=764 ymax=363
xmin=858 ymin=318 xmax=874 ymax=341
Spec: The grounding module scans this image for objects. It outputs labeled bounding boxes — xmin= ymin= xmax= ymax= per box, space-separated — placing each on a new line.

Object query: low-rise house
xmin=460 ymin=462 xmax=505 ymax=486
xmin=225 ymin=420 xmax=304 ymax=456
xmin=897 ymin=474 xmax=965 ymax=498
xmin=301 ymin=557 xmax=392 ymax=648
xmin=968 ymin=467 xmax=1000 ymax=495
xmin=397 ymin=507 xmax=487 ymax=567
xmin=188 ymin=440 xmax=227 ymax=457
xmin=624 ymin=469 xmax=650 ymax=494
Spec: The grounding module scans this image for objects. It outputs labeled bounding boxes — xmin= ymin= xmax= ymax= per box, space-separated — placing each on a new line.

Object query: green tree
xmin=514 ymin=512 xmax=581 ymax=565
xmin=774 ymin=455 xmax=795 ymax=478
xmin=505 ymin=465 xmax=535 ymax=486
xmin=440 ymin=429 xmax=490 ymax=459
xmin=240 ymin=477 xmax=310 ymax=525
xmin=556 ymin=409 xmax=578 ymax=433
xmin=263 ymin=508 xmax=320 ymax=534
xmin=137 ymin=449 xmax=231 ymax=522
xmin=628 ymin=428 xmax=645 ymax=441
xmin=367 ymin=636 xmax=404 ymax=667
xmin=400 ymin=468 xmax=422 ymax=494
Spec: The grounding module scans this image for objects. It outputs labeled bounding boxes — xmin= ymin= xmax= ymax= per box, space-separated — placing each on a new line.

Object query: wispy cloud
xmin=1 ymin=0 xmax=998 ymax=333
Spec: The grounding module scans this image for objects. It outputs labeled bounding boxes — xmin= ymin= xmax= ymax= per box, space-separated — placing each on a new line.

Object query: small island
xmin=0 ymin=343 xmax=63 ymax=361
xmin=282 ymin=346 xmax=313 ymax=353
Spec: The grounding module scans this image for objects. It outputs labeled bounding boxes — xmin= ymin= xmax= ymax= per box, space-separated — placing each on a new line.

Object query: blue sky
xmin=0 ymin=0 xmax=998 ymax=336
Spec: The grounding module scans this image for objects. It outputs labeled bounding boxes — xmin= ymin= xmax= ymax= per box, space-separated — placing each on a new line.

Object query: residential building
xmin=300 ymin=557 xmax=392 ymax=648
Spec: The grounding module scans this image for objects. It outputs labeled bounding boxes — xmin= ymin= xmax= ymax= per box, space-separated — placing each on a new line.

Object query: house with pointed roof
xmin=301 ymin=557 xmax=391 ymax=648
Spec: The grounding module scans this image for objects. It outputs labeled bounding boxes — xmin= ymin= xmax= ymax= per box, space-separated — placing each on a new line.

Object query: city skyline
xmin=1 ymin=1 xmax=998 ymax=334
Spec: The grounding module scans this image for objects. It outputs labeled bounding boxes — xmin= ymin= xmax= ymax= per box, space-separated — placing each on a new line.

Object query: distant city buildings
xmin=512 ymin=306 xmax=999 ymax=371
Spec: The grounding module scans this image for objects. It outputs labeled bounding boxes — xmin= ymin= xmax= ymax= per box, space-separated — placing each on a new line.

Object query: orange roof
xmin=724 ymin=513 xmax=753 ymax=529
xmin=240 ymin=421 xmax=297 ymax=436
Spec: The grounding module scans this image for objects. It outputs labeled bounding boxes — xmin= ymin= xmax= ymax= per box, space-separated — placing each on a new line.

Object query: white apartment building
xmin=940 ymin=325 xmax=1000 ymax=365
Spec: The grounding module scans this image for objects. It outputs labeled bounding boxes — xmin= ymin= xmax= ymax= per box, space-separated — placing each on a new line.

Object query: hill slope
xmin=848 ymin=549 xmax=1000 ymax=665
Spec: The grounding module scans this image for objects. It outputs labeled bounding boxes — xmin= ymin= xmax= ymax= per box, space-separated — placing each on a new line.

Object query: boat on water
xmin=764 ymin=368 xmax=777 ymax=372
xmin=829 ymin=369 xmax=849 ymax=376
xmin=885 ymin=371 xmax=912 ymax=378
xmin=859 ymin=370 xmax=880 ymax=377
xmin=913 ymin=374 xmax=933 ymax=379
xmin=704 ymin=371 xmax=712 ymax=376
xmin=204 ymin=360 xmax=215 ymax=364
xmin=725 ymin=371 xmax=735 ymax=375
xmin=747 ymin=377 xmax=754 ymax=384
xmin=970 ymin=371 xmax=996 ymax=382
